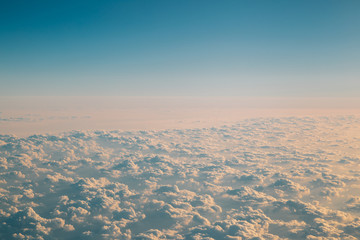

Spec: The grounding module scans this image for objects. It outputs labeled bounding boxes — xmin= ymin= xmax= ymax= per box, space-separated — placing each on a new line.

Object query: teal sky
xmin=1 ymin=0 xmax=359 ymax=96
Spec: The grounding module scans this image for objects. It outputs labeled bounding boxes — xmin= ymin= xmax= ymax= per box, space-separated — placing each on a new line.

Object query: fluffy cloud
xmin=0 ymin=116 xmax=359 ymax=239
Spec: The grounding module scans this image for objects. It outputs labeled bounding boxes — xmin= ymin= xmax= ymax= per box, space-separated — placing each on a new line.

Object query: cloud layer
xmin=1 ymin=116 xmax=360 ymax=239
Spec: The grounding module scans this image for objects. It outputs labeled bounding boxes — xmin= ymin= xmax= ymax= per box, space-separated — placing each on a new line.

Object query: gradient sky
xmin=1 ymin=0 xmax=359 ymax=96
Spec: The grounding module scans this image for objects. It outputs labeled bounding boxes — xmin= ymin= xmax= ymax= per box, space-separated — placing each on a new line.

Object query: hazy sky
xmin=1 ymin=0 xmax=359 ymax=96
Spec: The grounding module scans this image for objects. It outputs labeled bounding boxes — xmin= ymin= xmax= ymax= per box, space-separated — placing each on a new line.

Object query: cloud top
xmin=1 ymin=116 xmax=360 ymax=239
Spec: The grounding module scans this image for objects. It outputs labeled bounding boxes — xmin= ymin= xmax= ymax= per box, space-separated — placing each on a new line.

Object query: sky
xmin=1 ymin=0 xmax=360 ymax=96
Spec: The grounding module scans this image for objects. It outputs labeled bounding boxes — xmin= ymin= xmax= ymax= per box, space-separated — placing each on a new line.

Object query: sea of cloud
xmin=1 ymin=116 xmax=360 ymax=239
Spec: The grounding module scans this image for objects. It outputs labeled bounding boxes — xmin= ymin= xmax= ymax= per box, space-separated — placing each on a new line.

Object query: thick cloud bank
xmin=1 ymin=116 xmax=360 ymax=239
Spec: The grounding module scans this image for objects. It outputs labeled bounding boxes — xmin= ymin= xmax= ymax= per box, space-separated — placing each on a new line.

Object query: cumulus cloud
xmin=0 ymin=116 xmax=359 ymax=239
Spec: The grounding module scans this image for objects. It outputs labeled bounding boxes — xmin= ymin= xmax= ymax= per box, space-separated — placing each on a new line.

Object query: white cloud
xmin=0 ymin=116 xmax=360 ymax=239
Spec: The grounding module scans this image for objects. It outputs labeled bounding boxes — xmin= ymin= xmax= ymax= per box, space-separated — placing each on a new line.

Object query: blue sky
xmin=1 ymin=0 xmax=359 ymax=96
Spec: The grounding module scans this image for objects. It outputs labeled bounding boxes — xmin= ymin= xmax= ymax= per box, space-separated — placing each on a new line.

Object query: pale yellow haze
xmin=0 ymin=96 xmax=359 ymax=137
